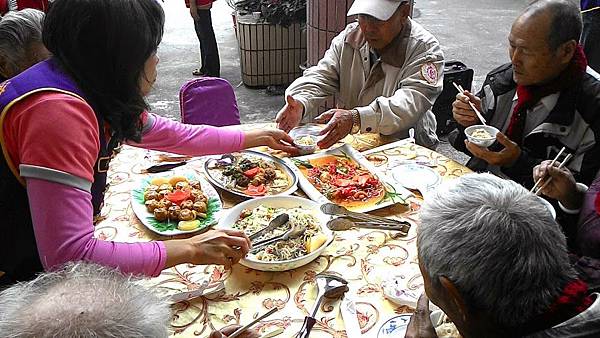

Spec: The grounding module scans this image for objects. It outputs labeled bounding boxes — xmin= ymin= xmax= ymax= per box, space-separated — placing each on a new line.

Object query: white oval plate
xmin=217 ymin=196 xmax=333 ymax=271
xmin=204 ymin=150 xmax=298 ymax=199
xmin=130 ymin=172 xmax=222 ymax=236
xmin=392 ymin=163 xmax=442 ymax=191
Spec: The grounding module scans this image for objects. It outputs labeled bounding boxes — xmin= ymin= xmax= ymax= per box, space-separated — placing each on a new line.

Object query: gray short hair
xmin=0 ymin=262 xmax=171 ymax=337
xmin=525 ymin=0 xmax=582 ymax=51
xmin=0 ymin=9 xmax=45 ymax=75
xmin=418 ymin=173 xmax=576 ymax=327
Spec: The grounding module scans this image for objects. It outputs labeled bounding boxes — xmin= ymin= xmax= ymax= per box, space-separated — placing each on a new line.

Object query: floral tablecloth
xmin=96 ymin=124 xmax=471 ymax=337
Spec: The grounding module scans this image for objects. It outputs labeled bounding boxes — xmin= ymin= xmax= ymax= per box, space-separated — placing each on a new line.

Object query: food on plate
xmin=470 ymin=128 xmax=494 ymax=139
xmin=208 ymin=154 xmax=291 ymax=196
xmin=178 ymin=220 xmax=201 ymax=231
xmin=143 ymin=176 xmax=208 ymax=224
xmin=306 ymin=233 xmax=328 ymax=253
xmin=297 ymin=155 xmax=385 ymax=207
xmin=435 ymin=315 xmax=461 ymax=338
xmin=233 ymin=205 xmax=325 ymax=261
xmin=296 ymin=135 xmax=316 ymax=146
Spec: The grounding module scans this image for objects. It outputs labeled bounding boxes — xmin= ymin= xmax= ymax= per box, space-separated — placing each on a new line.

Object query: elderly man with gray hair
xmin=0 ymin=262 xmax=259 ymax=338
xmin=405 ymin=173 xmax=600 ymax=338
xmin=0 ymin=8 xmax=49 ymax=81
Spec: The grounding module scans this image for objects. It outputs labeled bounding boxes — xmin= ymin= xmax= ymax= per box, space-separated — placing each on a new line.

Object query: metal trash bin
xmin=237 ymin=13 xmax=307 ymax=87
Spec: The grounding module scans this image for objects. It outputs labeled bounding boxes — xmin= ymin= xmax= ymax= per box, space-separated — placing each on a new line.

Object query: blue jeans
xmin=194 ymin=8 xmax=220 ymax=77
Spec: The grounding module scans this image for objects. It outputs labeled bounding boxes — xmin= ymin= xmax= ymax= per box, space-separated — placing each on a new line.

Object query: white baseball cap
xmin=347 ymin=0 xmax=409 ymax=21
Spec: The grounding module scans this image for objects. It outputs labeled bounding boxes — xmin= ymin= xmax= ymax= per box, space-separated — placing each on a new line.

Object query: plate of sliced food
xmin=131 ymin=173 xmax=222 ymax=236
xmin=285 ymin=144 xmax=412 ymax=213
xmin=204 ymin=151 xmax=298 ymax=198
xmin=218 ymin=196 xmax=333 ymax=271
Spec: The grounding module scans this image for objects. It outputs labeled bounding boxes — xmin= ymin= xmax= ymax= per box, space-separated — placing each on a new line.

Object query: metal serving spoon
xmin=248 ymin=213 xmax=289 ymax=242
xmin=326 ymin=217 xmax=410 ymax=235
xmin=250 ymin=222 xmax=306 ymax=253
xmin=321 ymin=203 xmax=410 ymax=227
xmin=296 ymin=273 xmax=349 ymax=338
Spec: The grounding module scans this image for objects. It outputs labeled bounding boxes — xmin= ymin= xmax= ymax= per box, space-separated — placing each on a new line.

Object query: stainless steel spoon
xmin=250 ymin=222 xmax=307 ymax=253
xmin=296 ymin=273 xmax=349 ymax=338
xmin=326 ymin=217 xmax=410 ymax=235
xmin=321 ymin=203 xmax=411 ymax=228
xmin=249 ymin=213 xmax=289 ymax=242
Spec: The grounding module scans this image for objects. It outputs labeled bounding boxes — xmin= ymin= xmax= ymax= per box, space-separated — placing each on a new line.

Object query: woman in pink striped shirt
xmin=0 ymin=0 xmax=297 ymax=285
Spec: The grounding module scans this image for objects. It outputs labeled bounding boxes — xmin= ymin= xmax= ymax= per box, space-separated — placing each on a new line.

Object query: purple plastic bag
xmin=179 ymin=77 xmax=241 ymax=127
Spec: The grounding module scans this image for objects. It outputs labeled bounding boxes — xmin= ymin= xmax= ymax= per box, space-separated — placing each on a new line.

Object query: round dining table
xmin=96 ymin=123 xmax=471 ymax=337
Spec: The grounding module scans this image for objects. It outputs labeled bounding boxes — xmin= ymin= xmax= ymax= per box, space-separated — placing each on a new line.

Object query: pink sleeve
xmin=130 ymin=113 xmax=245 ymax=156
xmin=26 ymin=178 xmax=167 ymax=277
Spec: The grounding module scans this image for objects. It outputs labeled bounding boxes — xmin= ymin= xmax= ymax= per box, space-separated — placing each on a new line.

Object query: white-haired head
xmin=0 ymin=262 xmax=171 ymax=337
xmin=0 ymin=8 xmax=48 ymax=78
xmin=418 ymin=173 xmax=576 ymax=327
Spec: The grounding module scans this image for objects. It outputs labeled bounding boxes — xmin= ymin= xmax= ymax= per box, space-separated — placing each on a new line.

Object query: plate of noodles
xmin=217 ymin=196 xmax=334 ymax=271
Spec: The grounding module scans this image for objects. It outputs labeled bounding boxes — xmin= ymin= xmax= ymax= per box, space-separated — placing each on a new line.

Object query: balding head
xmin=520 ymin=0 xmax=582 ymax=51
xmin=508 ymin=0 xmax=582 ymax=85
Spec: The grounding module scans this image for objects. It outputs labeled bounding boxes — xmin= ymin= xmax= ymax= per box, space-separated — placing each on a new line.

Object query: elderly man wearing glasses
xmin=276 ymin=0 xmax=444 ymax=149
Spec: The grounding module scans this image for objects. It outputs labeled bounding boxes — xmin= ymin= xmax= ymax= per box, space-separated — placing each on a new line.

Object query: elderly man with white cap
xmin=276 ymin=0 xmax=444 ymax=149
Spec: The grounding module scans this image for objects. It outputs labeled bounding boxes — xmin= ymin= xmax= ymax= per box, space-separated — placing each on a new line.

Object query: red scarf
xmin=544 ymin=279 xmax=593 ymax=321
xmin=506 ymin=45 xmax=588 ymax=144
xmin=595 ymin=193 xmax=600 ymax=215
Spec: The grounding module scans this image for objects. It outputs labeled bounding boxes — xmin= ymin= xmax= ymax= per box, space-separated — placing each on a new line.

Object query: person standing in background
xmin=2 ymin=0 xmax=49 ymax=13
xmin=186 ymin=0 xmax=220 ymax=77
xmin=581 ymin=0 xmax=600 ymax=71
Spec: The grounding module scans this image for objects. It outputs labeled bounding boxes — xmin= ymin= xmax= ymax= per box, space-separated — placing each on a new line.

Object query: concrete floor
xmin=148 ymin=0 xmax=528 ymax=163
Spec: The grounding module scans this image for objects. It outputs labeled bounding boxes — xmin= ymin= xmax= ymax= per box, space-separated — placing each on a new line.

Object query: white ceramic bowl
xmin=464 ymin=125 xmax=499 ymax=148
xmin=293 ymin=134 xmax=318 ymax=155
xmin=217 ymin=196 xmax=333 ymax=271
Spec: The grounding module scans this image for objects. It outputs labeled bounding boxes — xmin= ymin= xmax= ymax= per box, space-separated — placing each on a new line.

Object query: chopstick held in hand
xmin=531 ymin=147 xmax=566 ymax=192
xmin=534 ymin=153 xmax=573 ymax=196
xmin=452 ymin=82 xmax=487 ymax=125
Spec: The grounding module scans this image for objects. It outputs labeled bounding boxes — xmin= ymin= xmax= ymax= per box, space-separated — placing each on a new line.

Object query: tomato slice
xmin=333 ymin=178 xmax=354 ymax=187
xmin=245 ymin=184 xmax=267 ymax=196
xmin=166 ymin=189 xmax=191 ymax=205
xmin=243 ymin=167 xmax=261 ymax=178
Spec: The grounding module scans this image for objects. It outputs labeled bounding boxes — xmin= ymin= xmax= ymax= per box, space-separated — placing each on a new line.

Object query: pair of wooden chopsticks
xmin=530 ymin=146 xmax=573 ymax=196
xmin=452 ymin=82 xmax=487 ymax=125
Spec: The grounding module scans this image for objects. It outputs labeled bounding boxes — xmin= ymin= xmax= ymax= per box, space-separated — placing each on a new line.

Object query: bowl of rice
xmin=464 ymin=125 xmax=499 ymax=148
xmin=293 ymin=134 xmax=318 ymax=155
xmin=218 ymin=196 xmax=333 ymax=271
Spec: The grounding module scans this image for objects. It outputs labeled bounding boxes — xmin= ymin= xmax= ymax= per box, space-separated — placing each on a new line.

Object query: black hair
xmin=526 ymin=0 xmax=582 ymax=51
xmin=43 ymin=0 xmax=164 ymax=142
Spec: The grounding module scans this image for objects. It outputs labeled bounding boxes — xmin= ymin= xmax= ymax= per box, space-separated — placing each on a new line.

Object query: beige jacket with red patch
xmin=286 ymin=19 xmax=444 ymax=148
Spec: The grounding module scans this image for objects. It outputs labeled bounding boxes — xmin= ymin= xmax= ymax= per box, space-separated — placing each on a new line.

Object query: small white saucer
xmin=391 ymin=163 xmax=442 ymax=191
xmin=377 ymin=314 xmax=412 ymax=337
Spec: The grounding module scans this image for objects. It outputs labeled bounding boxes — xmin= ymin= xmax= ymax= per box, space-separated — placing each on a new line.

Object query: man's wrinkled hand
xmin=275 ymin=95 xmax=303 ymax=133
xmin=405 ymin=293 xmax=438 ymax=338
xmin=465 ymin=132 xmax=521 ymax=167
xmin=533 ymin=160 xmax=579 ymax=207
xmin=314 ymin=109 xmax=353 ymax=149
xmin=452 ymin=90 xmax=482 ymax=127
